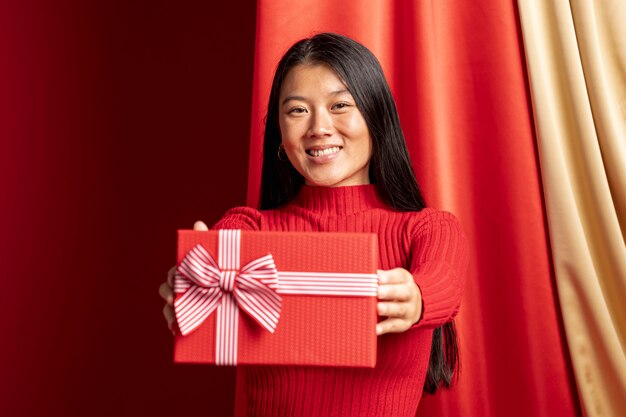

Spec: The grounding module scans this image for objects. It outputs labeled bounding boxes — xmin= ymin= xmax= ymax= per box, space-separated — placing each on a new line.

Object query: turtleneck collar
xmin=291 ymin=184 xmax=387 ymax=216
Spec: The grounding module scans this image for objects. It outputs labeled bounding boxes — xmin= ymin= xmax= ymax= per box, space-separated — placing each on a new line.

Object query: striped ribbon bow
xmin=174 ymin=230 xmax=281 ymax=364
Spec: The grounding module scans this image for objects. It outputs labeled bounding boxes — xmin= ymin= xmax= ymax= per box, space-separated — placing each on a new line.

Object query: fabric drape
xmin=245 ymin=1 xmax=580 ymax=415
xmin=518 ymin=1 xmax=626 ymax=415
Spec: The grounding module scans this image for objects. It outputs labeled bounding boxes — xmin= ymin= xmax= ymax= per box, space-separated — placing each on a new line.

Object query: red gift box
xmin=173 ymin=229 xmax=378 ymax=367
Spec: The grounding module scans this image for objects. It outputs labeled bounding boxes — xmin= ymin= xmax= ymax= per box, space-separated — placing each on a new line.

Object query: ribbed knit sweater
xmin=213 ymin=184 xmax=468 ymax=417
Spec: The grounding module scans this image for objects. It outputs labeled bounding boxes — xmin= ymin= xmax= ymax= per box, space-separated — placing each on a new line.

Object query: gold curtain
xmin=517 ymin=0 xmax=626 ymax=415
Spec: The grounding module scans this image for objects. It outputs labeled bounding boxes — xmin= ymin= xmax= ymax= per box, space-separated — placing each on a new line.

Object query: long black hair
xmin=259 ymin=32 xmax=458 ymax=394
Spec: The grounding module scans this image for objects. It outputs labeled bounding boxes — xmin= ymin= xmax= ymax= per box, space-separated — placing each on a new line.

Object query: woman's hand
xmin=159 ymin=266 xmax=177 ymax=335
xmin=376 ymin=268 xmax=423 ymax=335
xmin=159 ymin=220 xmax=209 ymax=335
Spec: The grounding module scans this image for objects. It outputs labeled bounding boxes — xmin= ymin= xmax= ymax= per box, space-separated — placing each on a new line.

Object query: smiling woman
xmin=278 ymin=64 xmax=373 ymax=187
xmin=160 ymin=32 xmax=469 ymax=417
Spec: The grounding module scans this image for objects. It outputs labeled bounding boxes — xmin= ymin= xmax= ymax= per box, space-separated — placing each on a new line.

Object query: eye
xmin=332 ymin=102 xmax=351 ymax=110
xmin=287 ymin=107 xmax=307 ymax=114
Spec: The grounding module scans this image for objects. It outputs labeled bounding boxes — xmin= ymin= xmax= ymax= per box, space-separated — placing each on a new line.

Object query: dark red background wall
xmin=1 ymin=1 xmax=256 ymax=416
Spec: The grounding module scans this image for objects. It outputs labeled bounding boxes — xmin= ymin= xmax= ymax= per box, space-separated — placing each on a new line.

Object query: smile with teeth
xmin=306 ymin=146 xmax=342 ymax=157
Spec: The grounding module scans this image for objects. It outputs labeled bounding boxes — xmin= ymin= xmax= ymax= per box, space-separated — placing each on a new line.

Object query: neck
xmin=291 ymin=184 xmax=387 ymax=215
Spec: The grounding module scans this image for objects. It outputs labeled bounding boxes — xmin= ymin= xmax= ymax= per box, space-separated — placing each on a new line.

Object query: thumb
xmin=193 ymin=221 xmax=209 ymax=231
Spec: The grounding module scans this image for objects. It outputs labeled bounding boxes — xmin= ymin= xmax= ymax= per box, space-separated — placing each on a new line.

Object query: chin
xmin=306 ymin=180 xmax=339 ymax=187
xmin=306 ymin=178 xmax=363 ymax=188
xmin=304 ymin=175 xmax=344 ymax=187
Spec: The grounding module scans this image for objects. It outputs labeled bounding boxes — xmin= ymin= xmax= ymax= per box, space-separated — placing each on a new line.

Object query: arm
xmin=376 ymin=209 xmax=469 ymax=334
xmin=212 ymin=206 xmax=262 ymax=231
xmin=409 ymin=210 xmax=469 ymax=329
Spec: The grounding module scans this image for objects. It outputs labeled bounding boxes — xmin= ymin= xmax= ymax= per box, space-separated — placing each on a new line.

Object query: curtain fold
xmin=517 ymin=1 xmax=626 ymax=416
xmin=246 ymin=1 xmax=580 ymax=415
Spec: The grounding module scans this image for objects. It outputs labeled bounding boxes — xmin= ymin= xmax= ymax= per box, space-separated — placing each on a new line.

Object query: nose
xmin=307 ymin=110 xmax=333 ymax=138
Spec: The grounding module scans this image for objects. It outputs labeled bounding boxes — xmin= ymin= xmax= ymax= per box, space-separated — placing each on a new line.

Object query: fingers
xmin=193 ymin=220 xmax=209 ymax=231
xmin=167 ymin=265 xmax=176 ymax=287
xmin=377 ymin=301 xmax=416 ymax=319
xmin=163 ymin=304 xmax=178 ymax=335
xmin=377 ymin=268 xmax=417 ymax=301
xmin=162 ymin=266 xmax=177 ymax=335
xmin=377 ymin=284 xmax=414 ymax=301
xmin=376 ymin=318 xmax=410 ymax=335
xmin=377 ymin=268 xmax=411 ymax=285
xmin=377 ymin=300 xmax=419 ymax=336
xmin=161 ymin=220 xmax=207 ymax=337
xmin=159 ymin=281 xmax=174 ymax=305
xmin=376 ymin=268 xmax=423 ymax=335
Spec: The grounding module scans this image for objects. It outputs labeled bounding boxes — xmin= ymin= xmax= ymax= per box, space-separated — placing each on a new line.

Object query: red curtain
xmin=247 ymin=1 xmax=581 ymax=416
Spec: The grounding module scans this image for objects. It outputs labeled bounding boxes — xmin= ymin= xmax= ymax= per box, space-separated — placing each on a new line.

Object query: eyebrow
xmin=281 ymin=89 xmax=350 ymax=106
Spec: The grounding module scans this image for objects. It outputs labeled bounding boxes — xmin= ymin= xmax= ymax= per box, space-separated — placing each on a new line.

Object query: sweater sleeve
xmin=211 ymin=206 xmax=262 ymax=231
xmin=409 ymin=209 xmax=469 ymax=329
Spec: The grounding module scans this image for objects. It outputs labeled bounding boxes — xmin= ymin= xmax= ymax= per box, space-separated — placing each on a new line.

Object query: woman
xmin=160 ymin=32 xmax=468 ymax=416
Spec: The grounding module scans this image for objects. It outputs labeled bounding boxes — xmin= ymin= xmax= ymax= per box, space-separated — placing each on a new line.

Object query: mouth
xmin=305 ymin=146 xmax=342 ymax=157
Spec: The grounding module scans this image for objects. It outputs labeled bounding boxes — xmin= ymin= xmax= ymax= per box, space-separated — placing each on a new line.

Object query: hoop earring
xmin=277 ymin=144 xmax=288 ymax=162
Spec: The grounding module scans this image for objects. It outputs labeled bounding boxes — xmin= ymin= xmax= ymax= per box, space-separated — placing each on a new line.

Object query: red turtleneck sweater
xmin=213 ymin=185 xmax=468 ymax=417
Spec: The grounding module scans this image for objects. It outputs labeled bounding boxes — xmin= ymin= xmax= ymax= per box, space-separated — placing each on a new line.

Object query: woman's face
xmin=278 ymin=64 xmax=372 ymax=187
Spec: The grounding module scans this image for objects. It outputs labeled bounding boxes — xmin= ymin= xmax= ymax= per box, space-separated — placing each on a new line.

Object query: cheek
xmin=279 ymin=119 xmax=301 ymax=147
xmin=343 ymin=116 xmax=372 ymax=156
xmin=278 ymin=118 xmax=287 ymax=141
xmin=340 ymin=113 xmax=369 ymax=137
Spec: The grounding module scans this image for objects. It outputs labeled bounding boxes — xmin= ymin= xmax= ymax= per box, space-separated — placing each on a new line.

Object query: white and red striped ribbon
xmin=276 ymin=272 xmax=378 ymax=296
xmin=174 ymin=230 xmax=378 ymax=365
